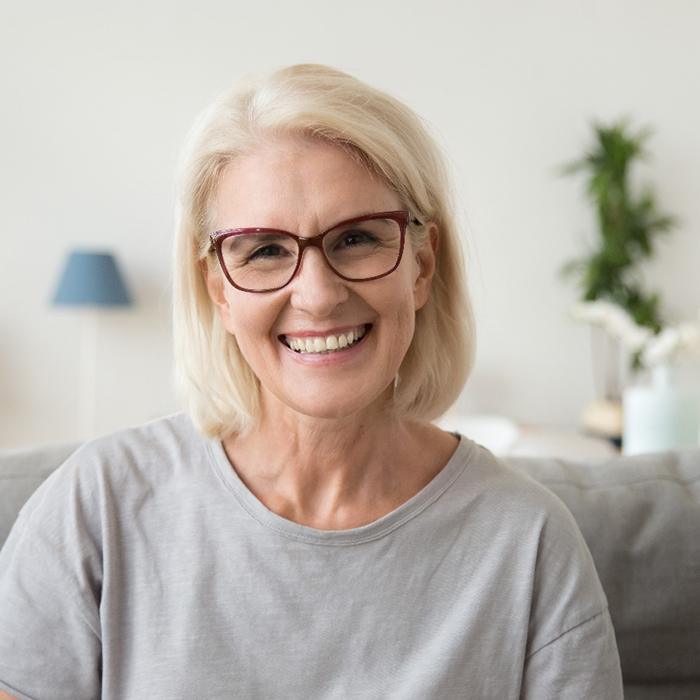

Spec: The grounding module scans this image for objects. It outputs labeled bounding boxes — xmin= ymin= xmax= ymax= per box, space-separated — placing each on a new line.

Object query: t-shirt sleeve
xmin=520 ymin=487 xmax=624 ymax=699
xmin=522 ymin=609 xmax=622 ymax=699
xmin=0 ymin=458 xmax=102 ymax=700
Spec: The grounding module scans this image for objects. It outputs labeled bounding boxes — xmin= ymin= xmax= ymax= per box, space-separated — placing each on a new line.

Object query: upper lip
xmin=280 ymin=324 xmax=370 ymax=338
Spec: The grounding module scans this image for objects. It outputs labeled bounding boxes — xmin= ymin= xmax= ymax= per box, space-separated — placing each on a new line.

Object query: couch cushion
xmin=507 ymin=449 xmax=700 ymax=695
xmin=0 ymin=443 xmax=79 ymax=546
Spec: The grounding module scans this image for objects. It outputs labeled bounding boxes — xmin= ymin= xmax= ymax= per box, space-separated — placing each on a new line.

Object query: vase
xmin=623 ymin=364 xmax=700 ymax=455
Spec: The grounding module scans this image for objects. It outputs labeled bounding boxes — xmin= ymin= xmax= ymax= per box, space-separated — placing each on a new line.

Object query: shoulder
xmin=64 ymin=412 xmax=202 ymax=480
xmin=454 ymin=436 xmax=585 ymax=536
xmin=461 ymin=439 xmax=612 ymax=645
xmin=455 ymin=436 xmax=607 ymax=603
xmin=13 ymin=413 xmax=207 ymax=536
xmin=77 ymin=411 xmax=202 ymax=465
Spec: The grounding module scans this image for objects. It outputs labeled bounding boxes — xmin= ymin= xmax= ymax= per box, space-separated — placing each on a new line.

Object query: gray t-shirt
xmin=0 ymin=414 xmax=622 ymax=699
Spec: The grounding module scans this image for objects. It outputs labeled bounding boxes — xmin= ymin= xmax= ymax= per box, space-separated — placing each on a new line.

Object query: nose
xmin=288 ymin=246 xmax=350 ymax=316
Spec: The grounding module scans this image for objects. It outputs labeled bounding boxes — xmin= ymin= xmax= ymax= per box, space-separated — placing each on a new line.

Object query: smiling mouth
xmin=280 ymin=324 xmax=370 ymax=354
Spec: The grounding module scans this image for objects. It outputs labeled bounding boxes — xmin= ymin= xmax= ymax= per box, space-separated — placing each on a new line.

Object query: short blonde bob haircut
xmin=173 ymin=64 xmax=475 ymax=438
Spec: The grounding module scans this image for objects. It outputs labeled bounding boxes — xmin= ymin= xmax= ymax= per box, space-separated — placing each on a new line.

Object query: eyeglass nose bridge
xmin=297 ymin=233 xmax=328 ymax=254
xmin=291 ymin=231 xmax=338 ymax=279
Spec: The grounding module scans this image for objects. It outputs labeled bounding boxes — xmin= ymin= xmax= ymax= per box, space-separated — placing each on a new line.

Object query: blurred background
xmin=1 ymin=0 xmax=699 ymax=448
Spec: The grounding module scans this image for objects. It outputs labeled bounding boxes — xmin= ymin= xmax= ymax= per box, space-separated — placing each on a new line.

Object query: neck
xmin=222 ymin=400 xmax=457 ymax=530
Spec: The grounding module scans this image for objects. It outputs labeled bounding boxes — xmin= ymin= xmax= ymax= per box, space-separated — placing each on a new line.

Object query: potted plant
xmin=561 ymin=119 xmax=677 ymax=442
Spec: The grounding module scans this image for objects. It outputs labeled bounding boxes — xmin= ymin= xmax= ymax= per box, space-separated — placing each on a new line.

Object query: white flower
xmin=642 ymin=321 xmax=700 ymax=366
xmin=570 ymin=301 xmax=652 ymax=352
xmin=570 ymin=301 xmax=700 ymax=367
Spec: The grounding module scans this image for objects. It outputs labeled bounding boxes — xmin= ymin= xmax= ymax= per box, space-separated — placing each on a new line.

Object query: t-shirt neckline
xmin=206 ymin=434 xmax=473 ymax=546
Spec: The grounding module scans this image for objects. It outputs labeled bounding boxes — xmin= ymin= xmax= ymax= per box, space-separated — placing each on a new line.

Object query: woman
xmin=0 ymin=65 xmax=622 ymax=699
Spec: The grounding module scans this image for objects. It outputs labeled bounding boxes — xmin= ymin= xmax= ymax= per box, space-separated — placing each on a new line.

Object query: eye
xmin=336 ymin=228 xmax=379 ymax=249
xmin=248 ymin=244 xmax=290 ymax=261
xmin=222 ymin=233 xmax=297 ymax=268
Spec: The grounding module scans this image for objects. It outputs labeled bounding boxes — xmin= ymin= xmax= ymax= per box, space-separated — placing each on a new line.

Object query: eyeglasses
xmin=209 ymin=210 xmax=418 ymax=293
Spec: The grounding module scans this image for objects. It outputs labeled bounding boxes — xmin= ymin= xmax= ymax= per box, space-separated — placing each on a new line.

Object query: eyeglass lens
xmin=219 ymin=216 xmax=403 ymax=291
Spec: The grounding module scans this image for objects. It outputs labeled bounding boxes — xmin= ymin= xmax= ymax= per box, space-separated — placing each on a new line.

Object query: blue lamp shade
xmin=52 ymin=251 xmax=132 ymax=307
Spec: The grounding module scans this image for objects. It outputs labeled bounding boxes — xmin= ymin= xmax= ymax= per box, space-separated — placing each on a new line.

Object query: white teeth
xmin=285 ymin=325 xmax=367 ymax=354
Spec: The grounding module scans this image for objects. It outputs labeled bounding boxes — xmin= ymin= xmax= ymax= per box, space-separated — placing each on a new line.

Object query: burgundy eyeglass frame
xmin=209 ymin=210 xmax=419 ymax=293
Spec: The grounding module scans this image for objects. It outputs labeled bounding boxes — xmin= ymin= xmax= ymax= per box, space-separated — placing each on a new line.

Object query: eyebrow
xmin=214 ymin=210 xmax=419 ymax=238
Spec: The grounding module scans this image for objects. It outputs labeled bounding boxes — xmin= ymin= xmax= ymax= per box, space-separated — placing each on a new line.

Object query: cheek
xmin=377 ymin=263 xmax=419 ymax=335
xmin=396 ymin=260 xmax=422 ymax=328
xmin=381 ymin=288 xmax=418 ymax=359
xmin=395 ymin=306 xmax=417 ymax=351
xmin=219 ymin=290 xmax=278 ymax=350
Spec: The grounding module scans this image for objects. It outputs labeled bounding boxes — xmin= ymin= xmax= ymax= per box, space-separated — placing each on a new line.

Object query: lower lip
xmin=280 ymin=327 xmax=371 ymax=366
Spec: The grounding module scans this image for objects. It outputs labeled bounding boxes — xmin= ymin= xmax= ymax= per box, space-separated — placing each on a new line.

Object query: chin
xmin=269 ymin=383 xmax=393 ymax=422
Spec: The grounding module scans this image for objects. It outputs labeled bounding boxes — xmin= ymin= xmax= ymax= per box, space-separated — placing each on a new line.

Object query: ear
xmin=202 ymin=258 xmax=235 ymax=332
xmin=413 ymin=224 xmax=438 ymax=310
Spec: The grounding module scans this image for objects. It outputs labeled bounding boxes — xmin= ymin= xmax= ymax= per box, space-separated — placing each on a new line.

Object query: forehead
xmin=210 ymin=137 xmax=401 ymax=232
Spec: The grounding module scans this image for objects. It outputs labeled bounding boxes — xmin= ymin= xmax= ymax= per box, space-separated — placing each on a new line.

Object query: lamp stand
xmin=79 ymin=309 xmax=98 ymax=439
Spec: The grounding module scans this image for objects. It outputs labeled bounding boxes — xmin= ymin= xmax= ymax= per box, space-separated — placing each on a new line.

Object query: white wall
xmin=2 ymin=0 xmax=699 ymax=447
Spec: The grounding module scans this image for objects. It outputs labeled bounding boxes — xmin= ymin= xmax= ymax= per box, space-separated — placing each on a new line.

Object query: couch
xmin=1 ymin=442 xmax=698 ymax=699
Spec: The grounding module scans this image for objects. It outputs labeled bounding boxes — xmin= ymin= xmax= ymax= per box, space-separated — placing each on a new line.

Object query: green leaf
xmin=558 ymin=117 xmax=675 ymax=336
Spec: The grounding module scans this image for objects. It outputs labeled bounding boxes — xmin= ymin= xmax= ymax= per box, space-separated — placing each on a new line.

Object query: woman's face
xmin=205 ymin=136 xmax=436 ymax=423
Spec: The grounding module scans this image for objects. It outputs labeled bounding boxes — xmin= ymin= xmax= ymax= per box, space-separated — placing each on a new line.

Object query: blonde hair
xmin=173 ymin=64 xmax=475 ymax=438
